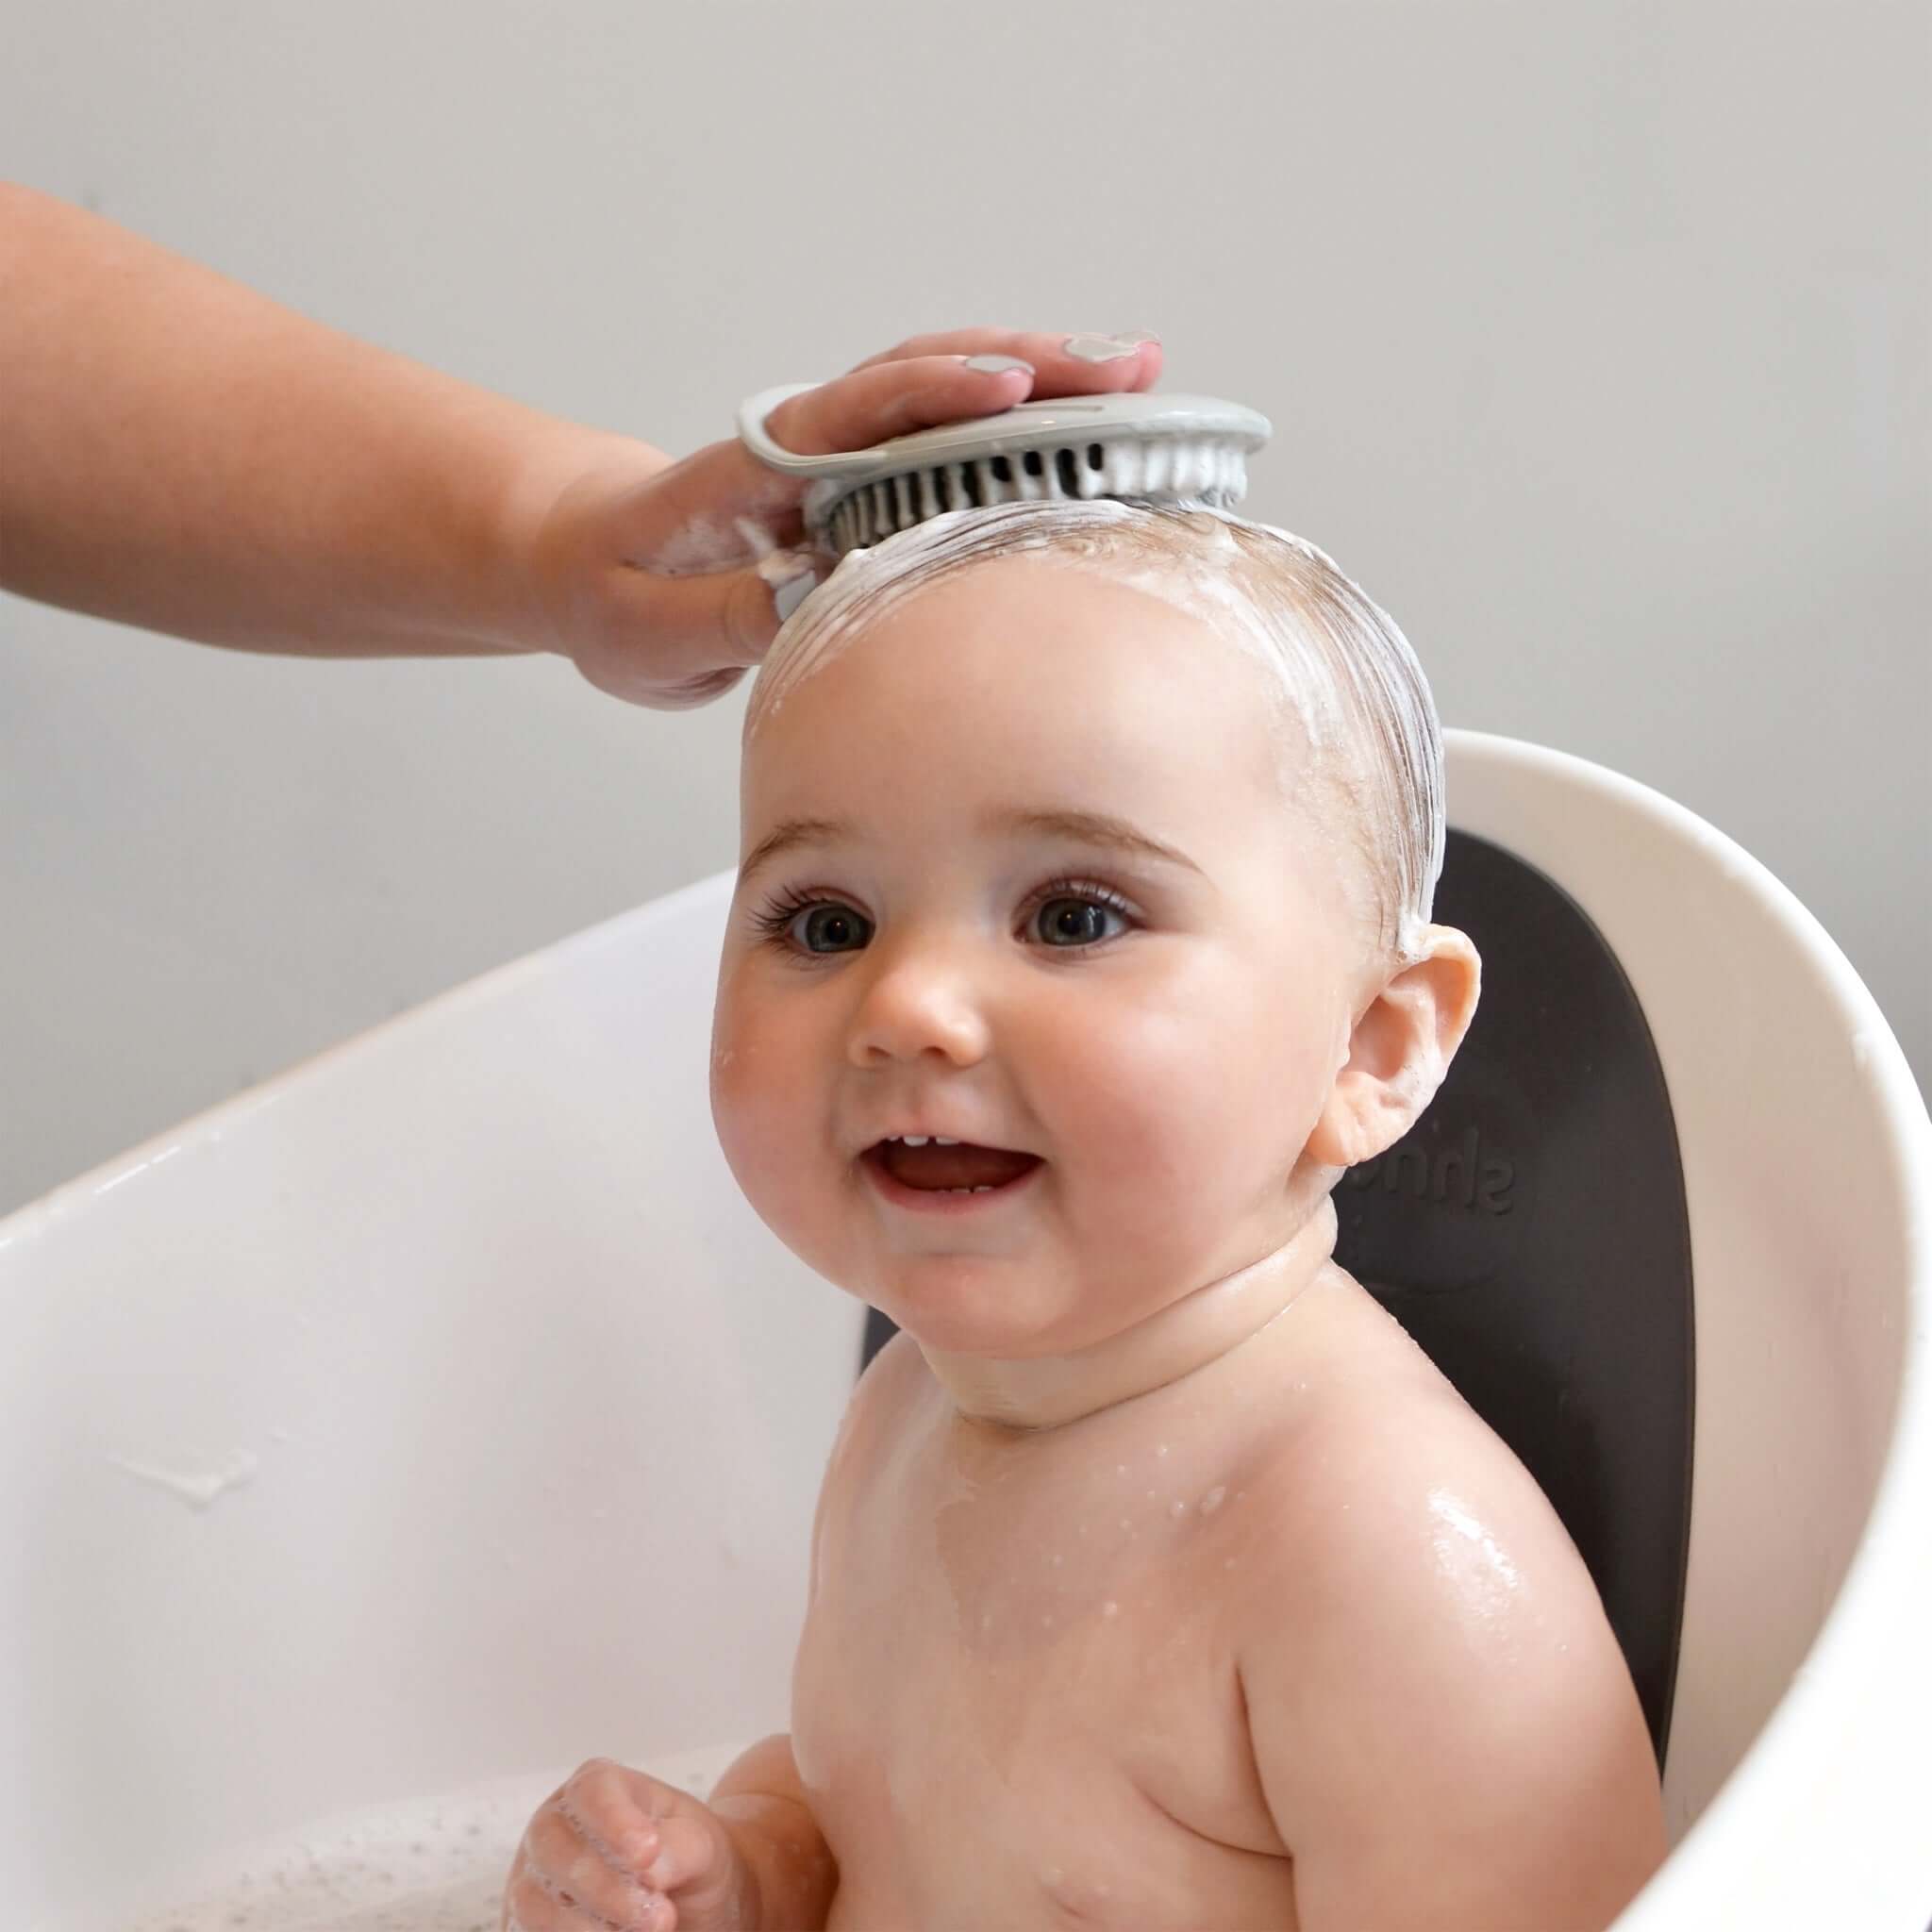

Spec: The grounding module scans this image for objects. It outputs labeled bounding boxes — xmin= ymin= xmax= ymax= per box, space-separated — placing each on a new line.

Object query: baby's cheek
xmin=710 ymin=1000 xmax=853 ymax=1279
xmin=1096 ymin=1005 xmax=1333 ymax=1223
xmin=708 ymin=1002 xmax=793 ymax=1201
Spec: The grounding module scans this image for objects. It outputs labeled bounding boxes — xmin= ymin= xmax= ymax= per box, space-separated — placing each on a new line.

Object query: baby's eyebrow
xmin=989 ymin=807 xmax=1204 ymax=875
xmin=737 ymin=807 xmax=1203 ymax=888
xmin=738 ymin=815 xmax=848 ymax=888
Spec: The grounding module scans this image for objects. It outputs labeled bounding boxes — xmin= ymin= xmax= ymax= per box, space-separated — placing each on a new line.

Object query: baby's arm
xmin=1239 ymin=1410 xmax=1666 ymax=1932
xmin=708 ymin=1734 xmax=838 ymax=1928
xmin=503 ymin=1738 xmax=834 ymax=1932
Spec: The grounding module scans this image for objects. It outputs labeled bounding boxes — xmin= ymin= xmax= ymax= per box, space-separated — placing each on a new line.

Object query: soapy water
xmin=742 ymin=497 xmax=1444 ymax=968
xmin=100 ymin=1742 xmax=744 ymax=1932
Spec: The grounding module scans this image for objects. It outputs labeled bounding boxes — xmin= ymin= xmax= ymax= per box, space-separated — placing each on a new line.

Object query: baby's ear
xmin=1306 ymin=926 xmax=1481 ymax=1170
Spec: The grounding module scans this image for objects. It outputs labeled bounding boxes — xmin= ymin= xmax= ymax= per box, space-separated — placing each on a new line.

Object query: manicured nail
xmin=1062 ymin=333 xmax=1140 ymax=363
xmin=757 ymin=549 xmax=822 ymax=623
xmin=1111 ymin=329 xmax=1161 ymax=346
xmin=961 ymin=353 xmax=1035 ymax=375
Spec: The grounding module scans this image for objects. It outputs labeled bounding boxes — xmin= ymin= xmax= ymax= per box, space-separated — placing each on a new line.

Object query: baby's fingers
xmin=635 ymin=1811 xmax=723 ymax=1895
xmin=507 ymin=1868 xmax=666 ymax=1932
xmin=518 ymin=1805 xmax=663 ymax=1929
xmin=559 ymin=1757 xmax=669 ymax=1872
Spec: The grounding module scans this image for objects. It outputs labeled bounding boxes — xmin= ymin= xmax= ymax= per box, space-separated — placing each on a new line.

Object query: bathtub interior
xmin=3 ymin=874 xmax=864 ymax=1926
xmin=1447 ymin=734 xmax=1931 ymax=1929
xmin=4 ymin=730 xmax=1928 ymax=1929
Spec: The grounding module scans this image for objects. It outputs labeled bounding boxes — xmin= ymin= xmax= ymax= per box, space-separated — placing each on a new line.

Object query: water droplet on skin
xmin=1169 ymin=1499 xmax=1188 ymax=1519
xmin=1201 ymin=1486 xmax=1226 ymax=1514
xmin=1101 ymin=1600 xmax=1120 ymax=1619
xmin=1156 ymin=1443 xmax=1171 ymax=1458
xmin=1116 ymin=1463 xmax=1129 ymax=1476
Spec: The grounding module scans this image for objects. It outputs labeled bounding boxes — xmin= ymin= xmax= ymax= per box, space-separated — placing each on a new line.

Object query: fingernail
xmin=1111 ymin=329 xmax=1161 ymax=346
xmin=961 ymin=353 xmax=1035 ymax=375
xmin=1062 ymin=333 xmax=1141 ymax=363
xmin=757 ymin=549 xmax=822 ymax=623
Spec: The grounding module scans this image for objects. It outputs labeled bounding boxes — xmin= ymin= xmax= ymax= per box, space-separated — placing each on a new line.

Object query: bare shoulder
xmin=1237 ymin=1268 xmax=1601 ymax=1630
xmin=820 ymin=1325 xmax=933 ymax=1491
xmin=1233 ymin=1270 xmax=1665 ymax=1930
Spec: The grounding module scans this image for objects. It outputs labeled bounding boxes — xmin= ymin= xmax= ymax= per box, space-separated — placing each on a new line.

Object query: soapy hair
xmin=743 ymin=498 xmax=1445 ymax=965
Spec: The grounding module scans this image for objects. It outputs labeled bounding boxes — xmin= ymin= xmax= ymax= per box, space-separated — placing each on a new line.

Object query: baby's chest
xmin=792 ymin=1491 xmax=1291 ymax=1926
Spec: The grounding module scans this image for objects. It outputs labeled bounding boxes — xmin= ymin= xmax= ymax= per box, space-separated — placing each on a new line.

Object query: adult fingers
xmin=574 ymin=554 xmax=818 ymax=708
xmin=632 ymin=349 xmax=1059 ymax=545
xmin=623 ymin=331 xmax=1164 ymax=563
xmin=766 ymin=334 xmax=1161 ymax=458
xmin=847 ymin=327 xmax=1164 ymax=392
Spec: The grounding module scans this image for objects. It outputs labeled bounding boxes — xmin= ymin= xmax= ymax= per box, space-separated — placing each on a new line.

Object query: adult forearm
xmin=0 ymin=182 xmax=670 ymax=656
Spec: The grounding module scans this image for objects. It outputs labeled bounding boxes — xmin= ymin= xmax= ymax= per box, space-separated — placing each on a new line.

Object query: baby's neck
xmin=922 ymin=1196 xmax=1339 ymax=1431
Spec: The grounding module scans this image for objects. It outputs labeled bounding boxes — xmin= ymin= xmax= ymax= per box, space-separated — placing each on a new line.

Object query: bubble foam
xmin=95 ymin=1742 xmax=746 ymax=1932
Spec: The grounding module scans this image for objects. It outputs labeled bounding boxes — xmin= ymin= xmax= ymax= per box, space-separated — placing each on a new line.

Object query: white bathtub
xmin=6 ymin=731 xmax=1929 ymax=1927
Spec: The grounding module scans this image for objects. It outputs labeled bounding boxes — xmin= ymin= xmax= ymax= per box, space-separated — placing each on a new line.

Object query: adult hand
xmin=524 ymin=329 xmax=1163 ymax=709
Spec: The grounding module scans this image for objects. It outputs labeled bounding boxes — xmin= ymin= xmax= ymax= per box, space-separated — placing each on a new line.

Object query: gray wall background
xmin=3 ymin=1 xmax=1926 ymax=1219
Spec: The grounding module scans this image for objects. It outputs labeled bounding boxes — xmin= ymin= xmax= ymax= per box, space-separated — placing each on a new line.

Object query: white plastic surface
xmin=0 ymin=874 xmax=859 ymax=1926
xmin=4 ymin=733 xmax=1927 ymax=1927
xmin=1446 ymin=733 xmax=1932 ymax=1929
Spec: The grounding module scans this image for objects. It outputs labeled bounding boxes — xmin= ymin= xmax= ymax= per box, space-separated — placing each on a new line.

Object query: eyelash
xmin=748 ymin=875 xmax=1140 ymax=959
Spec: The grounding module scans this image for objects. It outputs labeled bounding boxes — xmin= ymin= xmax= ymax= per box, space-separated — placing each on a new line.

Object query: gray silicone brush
xmin=737 ymin=382 xmax=1272 ymax=559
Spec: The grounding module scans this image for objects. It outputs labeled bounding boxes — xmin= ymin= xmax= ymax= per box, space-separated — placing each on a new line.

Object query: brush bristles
xmin=817 ymin=436 xmax=1251 ymax=556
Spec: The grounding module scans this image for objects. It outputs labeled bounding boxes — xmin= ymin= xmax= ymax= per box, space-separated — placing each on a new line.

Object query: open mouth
xmin=860 ymin=1138 xmax=1044 ymax=1209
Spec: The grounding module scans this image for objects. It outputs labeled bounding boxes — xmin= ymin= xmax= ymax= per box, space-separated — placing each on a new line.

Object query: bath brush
xmin=736 ymin=382 xmax=1272 ymax=558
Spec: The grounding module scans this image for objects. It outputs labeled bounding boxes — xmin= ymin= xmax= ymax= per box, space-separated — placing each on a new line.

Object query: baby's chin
xmin=851 ymin=1262 xmax=1096 ymax=1362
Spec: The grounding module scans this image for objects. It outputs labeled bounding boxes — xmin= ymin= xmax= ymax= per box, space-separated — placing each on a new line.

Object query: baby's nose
xmin=845 ymin=944 xmax=992 ymax=1069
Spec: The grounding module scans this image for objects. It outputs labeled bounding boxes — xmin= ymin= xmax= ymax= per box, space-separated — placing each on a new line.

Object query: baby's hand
xmin=502 ymin=1756 xmax=750 ymax=1932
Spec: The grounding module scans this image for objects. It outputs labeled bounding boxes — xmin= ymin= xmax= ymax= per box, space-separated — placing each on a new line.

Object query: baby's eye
xmin=1026 ymin=883 xmax=1136 ymax=949
xmin=767 ymin=899 xmax=873 ymax=955
xmin=791 ymin=908 xmax=869 ymax=961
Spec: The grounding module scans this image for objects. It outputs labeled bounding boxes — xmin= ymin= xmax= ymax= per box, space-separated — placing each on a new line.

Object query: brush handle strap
xmin=735 ymin=383 xmax=900 ymax=481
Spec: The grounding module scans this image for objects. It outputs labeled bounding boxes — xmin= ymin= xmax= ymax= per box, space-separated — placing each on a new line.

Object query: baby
xmin=502 ymin=499 xmax=1666 ymax=1931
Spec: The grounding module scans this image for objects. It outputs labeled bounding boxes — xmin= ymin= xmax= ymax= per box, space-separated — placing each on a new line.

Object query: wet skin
xmin=508 ymin=553 xmax=1666 ymax=1932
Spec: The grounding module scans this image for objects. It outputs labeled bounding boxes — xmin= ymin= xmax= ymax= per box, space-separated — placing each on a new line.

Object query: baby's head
xmin=710 ymin=499 xmax=1478 ymax=1360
